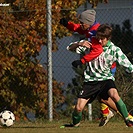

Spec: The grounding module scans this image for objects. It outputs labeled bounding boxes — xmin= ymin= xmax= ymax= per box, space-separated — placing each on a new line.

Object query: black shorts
xmin=78 ymin=79 xmax=116 ymax=103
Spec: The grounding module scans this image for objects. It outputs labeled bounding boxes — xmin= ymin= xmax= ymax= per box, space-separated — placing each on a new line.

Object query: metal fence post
xmin=88 ymin=103 xmax=92 ymax=121
xmin=46 ymin=0 xmax=53 ymax=121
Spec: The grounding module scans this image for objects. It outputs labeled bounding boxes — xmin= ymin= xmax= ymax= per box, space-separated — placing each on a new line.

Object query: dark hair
xmin=96 ymin=24 xmax=112 ymax=40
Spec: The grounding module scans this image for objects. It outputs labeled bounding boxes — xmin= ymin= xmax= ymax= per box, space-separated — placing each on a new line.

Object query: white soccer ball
xmin=0 ymin=110 xmax=15 ymax=127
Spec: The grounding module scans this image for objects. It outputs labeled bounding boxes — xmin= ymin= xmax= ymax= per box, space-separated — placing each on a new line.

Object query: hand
xmin=60 ymin=18 xmax=68 ymax=27
xmin=72 ymin=60 xmax=82 ymax=68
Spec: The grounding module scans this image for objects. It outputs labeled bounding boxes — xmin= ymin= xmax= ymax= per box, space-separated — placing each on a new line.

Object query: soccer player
xmin=60 ymin=9 xmax=115 ymax=126
xmin=67 ymin=40 xmax=116 ymax=126
xmin=67 ymin=39 xmax=133 ymax=126
xmin=71 ymin=24 xmax=133 ymax=127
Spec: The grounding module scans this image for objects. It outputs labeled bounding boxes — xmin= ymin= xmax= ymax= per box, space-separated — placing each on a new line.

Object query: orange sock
xmin=100 ymin=103 xmax=109 ymax=117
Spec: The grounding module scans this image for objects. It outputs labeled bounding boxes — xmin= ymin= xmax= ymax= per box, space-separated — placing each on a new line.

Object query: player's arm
xmin=72 ymin=38 xmax=103 ymax=68
xmin=60 ymin=18 xmax=85 ymax=35
xmin=80 ymin=37 xmax=103 ymax=64
xmin=67 ymin=40 xmax=91 ymax=51
xmin=67 ymin=41 xmax=80 ymax=52
xmin=115 ymin=47 xmax=133 ymax=73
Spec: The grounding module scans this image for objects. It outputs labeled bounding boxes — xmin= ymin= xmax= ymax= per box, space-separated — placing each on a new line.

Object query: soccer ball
xmin=0 ymin=110 xmax=15 ymax=127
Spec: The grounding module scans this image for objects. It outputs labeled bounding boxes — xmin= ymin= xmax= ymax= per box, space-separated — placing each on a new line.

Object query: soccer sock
xmin=100 ymin=103 xmax=109 ymax=117
xmin=72 ymin=110 xmax=82 ymax=125
xmin=116 ymin=98 xmax=128 ymax=119
xmin=128 ymin=114 xmax=133 ymax=119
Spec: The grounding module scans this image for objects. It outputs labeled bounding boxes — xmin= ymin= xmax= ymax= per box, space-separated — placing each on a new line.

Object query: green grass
xmin=0 ymin=119 xmax=133 ymax=133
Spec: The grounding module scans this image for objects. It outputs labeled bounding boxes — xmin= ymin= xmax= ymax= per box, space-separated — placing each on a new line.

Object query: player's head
xmin=96 ymin=24 xmax=112 ymax=47
xmin=78 ymin=9 xmax=96 ymax=30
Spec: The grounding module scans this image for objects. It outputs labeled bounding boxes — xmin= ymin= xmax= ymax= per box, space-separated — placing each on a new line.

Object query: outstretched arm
xmin=115 ymin=48 xmax=133 ymax=73
xmin=67 ymin=40 xmax=91 ymax=51
xmin=60 ymin=18 xmax=85 ymax=35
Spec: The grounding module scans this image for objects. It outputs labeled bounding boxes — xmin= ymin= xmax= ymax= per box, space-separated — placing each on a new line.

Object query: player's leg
xmin=101 ymin=97 xmax=133 ymax=121
xmin=108 ymin=88 xmax=133 ymax=127
xmin=72 ymin=98 xmax=89 ymax=127
xmin=72 ymin=81 xmax=100 ymax=127
xmin=99 ymin=102 xmax=114 ymax=126
xmin=100 ymin=103 xmax=110 ymax=117
xmin=101 ymin=97 xmax=117 ymax=112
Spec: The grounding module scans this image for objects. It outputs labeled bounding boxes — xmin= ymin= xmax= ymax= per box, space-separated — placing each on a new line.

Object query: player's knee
xmin=76 ymin=106 xmax=83 ymax=112
xmin=108 ymin=88 xmax=120 ymax=102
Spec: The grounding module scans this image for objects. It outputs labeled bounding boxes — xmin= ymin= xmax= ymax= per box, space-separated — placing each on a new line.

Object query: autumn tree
xmin=0 ymin=0 xmax=67 ymax=119
xmin=0 ymin=10 xmax=65 ymax=119
xmin=88 ymin=0 xmax=109 ymax=8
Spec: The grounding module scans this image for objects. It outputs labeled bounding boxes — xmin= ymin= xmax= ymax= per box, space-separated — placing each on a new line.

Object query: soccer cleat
xmin=99 ymin=110 xmax=114 ymax=126
xmin=125 ymin=119 xmax=133 ymax=127
xmin=125 ymin=115 xmax=133 ymax=127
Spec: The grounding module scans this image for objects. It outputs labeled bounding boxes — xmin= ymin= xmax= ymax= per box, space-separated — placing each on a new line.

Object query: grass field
xmin=0 ymin=119 xmax=133 ymax=133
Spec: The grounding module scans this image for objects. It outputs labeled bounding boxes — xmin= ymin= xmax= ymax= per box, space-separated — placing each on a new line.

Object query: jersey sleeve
xmin=80 ymin=37 xmax=103 ymax=64
xmin=115 ymin=48 xmax=133 ymax=73
xmin=66 ymin=22 xmax=85 ymax=35
xmin=66 ymin=40 xmax=87 ymax=54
